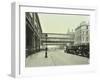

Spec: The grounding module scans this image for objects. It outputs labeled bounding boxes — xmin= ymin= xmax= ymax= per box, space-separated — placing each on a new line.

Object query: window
xmin=30 ymin=13 xmax=33 ymax=18
xmin=86 ymin=25 xmax=88 ymax=29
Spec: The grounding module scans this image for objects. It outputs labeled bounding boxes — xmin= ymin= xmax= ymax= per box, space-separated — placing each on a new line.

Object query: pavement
xmin=25 ymin=49 xmax=89 ymax=67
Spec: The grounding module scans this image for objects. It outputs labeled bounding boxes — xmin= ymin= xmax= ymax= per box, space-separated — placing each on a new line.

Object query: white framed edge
xmin=11 ymin=2 xmax=97 ymax=78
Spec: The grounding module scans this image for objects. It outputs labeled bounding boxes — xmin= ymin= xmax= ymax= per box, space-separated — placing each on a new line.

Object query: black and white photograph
xmin=10 ymin=1 xmax=98 ymax=79
xmin=25 ymin=12 xmax=90 ymax=67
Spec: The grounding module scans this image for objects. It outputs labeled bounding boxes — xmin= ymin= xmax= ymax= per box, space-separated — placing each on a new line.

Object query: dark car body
xmin=64 ymin=44 xmax=89 ymax=58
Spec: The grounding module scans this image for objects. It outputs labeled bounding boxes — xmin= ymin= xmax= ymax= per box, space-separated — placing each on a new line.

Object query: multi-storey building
xmin=66 ymin=30 xmax=75 ymax=46
xmin=74 ymin=21 xmax=89 ymax=45
xmin=26 ymin=12 xmax=42 ymax=57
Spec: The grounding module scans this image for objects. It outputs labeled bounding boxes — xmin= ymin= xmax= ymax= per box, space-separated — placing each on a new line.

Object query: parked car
xmin=64 ymin=44 xmax=89 ymax=58
xmin=64 ymin=46 xmax=78 ymax=54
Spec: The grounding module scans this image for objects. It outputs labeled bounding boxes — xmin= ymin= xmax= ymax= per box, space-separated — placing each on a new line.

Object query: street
xmin=25 ymin=49 xmax=89 ymax=67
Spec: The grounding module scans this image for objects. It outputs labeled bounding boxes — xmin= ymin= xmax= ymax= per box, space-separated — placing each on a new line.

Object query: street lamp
xmin=45 ymin=33 xmax=48 ymax=58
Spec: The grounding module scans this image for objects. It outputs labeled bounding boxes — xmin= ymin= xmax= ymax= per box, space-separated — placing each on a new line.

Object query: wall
xmin=0 ymin=0 xmax=100 ymax=80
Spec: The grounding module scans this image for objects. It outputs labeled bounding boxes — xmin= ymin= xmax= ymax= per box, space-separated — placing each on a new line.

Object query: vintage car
xmin=64 ymin=44 xmax=89 ymax=58
xmin=64 ymin=45 xmax=78 ymax=54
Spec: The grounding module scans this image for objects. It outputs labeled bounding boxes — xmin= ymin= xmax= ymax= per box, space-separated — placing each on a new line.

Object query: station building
xmin=74 ymin=21 xmax=89 ymax=45
xmin=26 ymin=12 xmax=42 ymax=57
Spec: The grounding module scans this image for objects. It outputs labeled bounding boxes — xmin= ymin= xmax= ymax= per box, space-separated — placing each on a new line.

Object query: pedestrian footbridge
xmin=41 ymin=33 xmax=74 ymax=45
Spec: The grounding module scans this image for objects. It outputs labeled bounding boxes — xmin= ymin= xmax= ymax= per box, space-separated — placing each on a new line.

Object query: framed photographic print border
xmin=11 ymin=2 xmax=96 ymax=78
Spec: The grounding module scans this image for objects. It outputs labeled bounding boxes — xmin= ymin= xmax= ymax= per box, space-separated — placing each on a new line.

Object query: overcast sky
xmin=38 ymin=13 xmax=89 ymax=34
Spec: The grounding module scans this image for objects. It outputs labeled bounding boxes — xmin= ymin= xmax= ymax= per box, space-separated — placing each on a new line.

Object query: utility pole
xmin=45 ymin=33 xmax=48 ymax=58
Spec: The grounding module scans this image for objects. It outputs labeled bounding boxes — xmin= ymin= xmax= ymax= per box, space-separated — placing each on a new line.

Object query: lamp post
xmin=45 ymin=33 xmax=48 ymax=58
